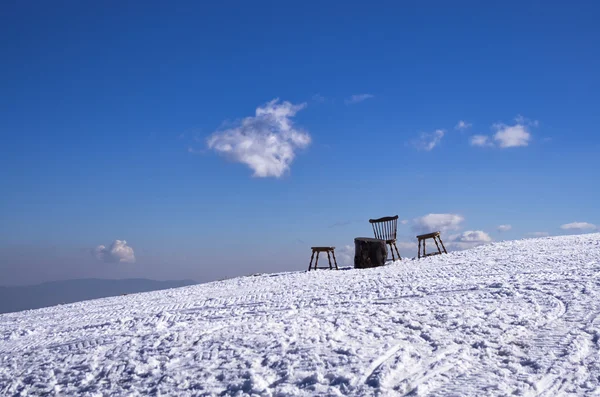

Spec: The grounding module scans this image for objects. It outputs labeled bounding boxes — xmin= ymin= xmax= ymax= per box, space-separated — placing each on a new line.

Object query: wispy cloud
xmin=206 ymin=99 xmax=310 ymax=178
xmin=413 ymin=213 xmax=464 ymax=234
xmin=92 ymin=240 xmax=135 ymax=263
xmin=312 ymin=93 xmax=326 ymax=103
xmin=470 ymin=135 xmax=493 ymax=147
xmin=329 ymin=220 xmax=354 ymax=228
xmin=413 ymin=129 xmax=445 ymax=151
xmin=560 ymin=222 xmax=597 ymax=231
xmin=344 ymin=94 xmax=374 ymax=105
xmin=455 ymin=120 xmax=472 ymax=131
xmin=497 ymin=224 xmax=512 ymax=232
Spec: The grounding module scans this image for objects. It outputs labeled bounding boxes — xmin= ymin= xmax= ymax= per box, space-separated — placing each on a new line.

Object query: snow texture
xmin=2 ymin=234 xmax=600 ymax=396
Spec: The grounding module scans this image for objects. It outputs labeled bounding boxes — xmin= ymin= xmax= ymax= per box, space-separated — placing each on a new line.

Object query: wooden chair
xmin=416 ymin=231 xmax=447 ymax=259
xmin=369 ymin=215 xmax=402 ymax=261
xmin=308 ymin=247 xmax=338 ymax=271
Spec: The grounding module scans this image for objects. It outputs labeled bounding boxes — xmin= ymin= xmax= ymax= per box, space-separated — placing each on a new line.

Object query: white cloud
xmin=400 ymin=219 xmax=409 ymax=225
xmin=448 ymin=230 xmax=492 ymax=250
xmin=492 ymin=123 xmax=531 ymax=148
xmin=413 ymin=129 xmax=445 ymax=151
xmin=92 ymin=240 xmax=135 ymax=263
xmin=413 ymin=213 xmax=464 ymax=234
xmin=470 ymin=135 xmax=493 ymax=147
xmin=528 ymin=232 xmax=549 ymax=237
xmin=497 ymin=224 xmax=512 ymax=232
xmin=455 ymin=120 xmax=472 ymax=131
xmin=471 ymin=116 xmax=536 ymax=149
xmin=560 ymin=222 xmax=597 ymax=231
xmin=345 ymin=94 xmax=374 ymax=105
xmin=207 ymin=99 xmax=310 ymax=178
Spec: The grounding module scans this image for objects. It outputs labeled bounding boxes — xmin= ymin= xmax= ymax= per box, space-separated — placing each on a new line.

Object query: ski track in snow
xmin=1 ymin=234 xmax=600 ymax=396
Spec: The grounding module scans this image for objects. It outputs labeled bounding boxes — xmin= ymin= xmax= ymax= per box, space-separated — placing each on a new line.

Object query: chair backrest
xmin=369 ymin=215 xmax=399 ymax=241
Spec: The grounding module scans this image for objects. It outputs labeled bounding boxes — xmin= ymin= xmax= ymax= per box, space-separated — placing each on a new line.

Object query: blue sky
xmin=1 ymin=1 xmax=599 ymax=285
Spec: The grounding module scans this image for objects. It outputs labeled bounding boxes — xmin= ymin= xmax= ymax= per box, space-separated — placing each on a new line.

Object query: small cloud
xmin=344 ymin=94 xmax=374 ymax=105
xmin=471 ymin=116 xmax=537 ymax=149
xmin=497 ymin=224 xmax=512 ymax=232
xmin=470 ymin=135 xmax=493 ymax=147
xmin=492 ymin=123 xmax=531 ymax=148
xmin=92 ymin=240 xmax=135 ymax=263
xmin=455 ymin=120 xmax=472 ymax=131
xmin=528 ymin=232 xmax=549 ymax=237
xmin=400 ymin=219 xmax=409 ymax=225
xmin=413 ymin=213 xmax=464 ymax=234
xmin=448 ymin=230 xmax=492 ymax=250
xmin=413 ymin=129 xmax=445 ymax=151
xmin=207 ymin=98 xmax=310 ymax=178
xmin=560 ymin=222 xmax=597 ymax=231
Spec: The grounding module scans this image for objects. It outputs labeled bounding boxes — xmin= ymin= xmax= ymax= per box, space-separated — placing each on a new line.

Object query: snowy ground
xmin=2 ymin=234 xmax=600 ymax=396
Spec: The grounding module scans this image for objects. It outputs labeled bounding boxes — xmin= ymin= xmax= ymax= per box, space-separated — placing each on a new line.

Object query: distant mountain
xmin=0 ymin=278 xmax=197 ymax=314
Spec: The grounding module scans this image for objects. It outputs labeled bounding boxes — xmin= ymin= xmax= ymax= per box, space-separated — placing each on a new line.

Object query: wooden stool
xmin=416 ymin=231 xmax=447 ymax=259
xmin=308 ymin=247 xmax=338 ymax=271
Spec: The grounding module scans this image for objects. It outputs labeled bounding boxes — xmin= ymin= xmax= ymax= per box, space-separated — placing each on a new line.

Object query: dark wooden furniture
xmin=354 ymin=238 xmax=387 ymax=269
xmin=416 ymin=231 xmax=447 ymax=259
xmin=308 ymin=247 xmax=338 ymax=271
xmin=369 ymin=215 xmax=402 ymax=261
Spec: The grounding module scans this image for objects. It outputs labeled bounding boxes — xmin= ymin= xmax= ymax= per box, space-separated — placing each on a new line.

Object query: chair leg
xmin=393 ymin=242 xmax=401 ymax=260
xmin=331 ymin=250 xmax=339 ymax=270
xmin=423 ymin=238 xmax=426 ymax=257
xmin=389 ymin=242 xmax=396 ymax=261
xmin=308 ymin=250 xmax=315 ymax=271
xmin=314 ymin=252 xmax=320 ymax=270
xmin=433 ymin=236 xmax=442 ymax=255
xmin=439 ymin=236 xmax=448 ymax=254
xmin=327 ymin=251 xmax=332 ymax=269
xmin=418 ymin=239 xmax=422 ymax=259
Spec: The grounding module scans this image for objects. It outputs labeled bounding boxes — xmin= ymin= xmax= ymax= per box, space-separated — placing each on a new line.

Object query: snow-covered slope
xmin=2 ymin=234 xmax=600 ymax=396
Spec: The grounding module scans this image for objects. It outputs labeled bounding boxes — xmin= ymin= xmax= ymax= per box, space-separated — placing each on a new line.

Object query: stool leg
xmin=389 ymin=242 xmax=396 ymax=261
xmin=314 ymin=252 xmax=320 ymax=270
xmin=433 ymin=236 xmax=442 ymax=255
xmin=393 ymin=242 xmax=401 ymax=260
xmin=418 ymin=239 xmax=422 ymax=259
xmin=439 ymin=236 xmax=448 ymax=254
xmin=327 ymin=251 xmax=332 ymax=269
xmin=331 ymin=250 xmax=339 ymax=270
xmin=308 ymin=250 xmax=315 ymax=271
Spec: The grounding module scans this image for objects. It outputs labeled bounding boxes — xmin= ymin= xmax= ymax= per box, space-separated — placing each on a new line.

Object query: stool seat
xmin=417 ymin=231 xmax=440 ymax=239
xmin=311 ymin=246 xmax=335 ymax=251
xmin=308 ymin=246 xmax=338 ymax=271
